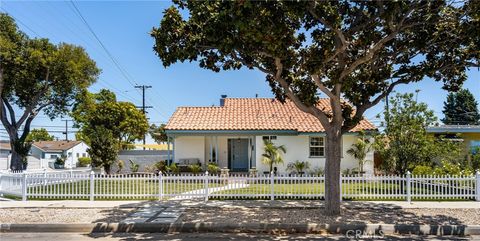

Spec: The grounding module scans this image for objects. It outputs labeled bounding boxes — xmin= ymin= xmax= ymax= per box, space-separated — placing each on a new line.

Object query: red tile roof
xmin=166 ymin=98 xmax=376 ymax=133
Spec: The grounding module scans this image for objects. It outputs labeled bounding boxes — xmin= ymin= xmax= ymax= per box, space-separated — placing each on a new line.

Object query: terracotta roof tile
xmin=166 ymin=98 xmax=376 ymax=132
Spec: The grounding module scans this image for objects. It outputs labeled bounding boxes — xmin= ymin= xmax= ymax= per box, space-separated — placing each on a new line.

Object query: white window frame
xmin=262 ymin=136 xmax=277 ymax=141
xmin=309 ymin=136 xmax=325 ymax=158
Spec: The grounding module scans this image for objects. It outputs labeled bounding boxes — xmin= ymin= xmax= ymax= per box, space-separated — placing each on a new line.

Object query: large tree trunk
xmin=9 ymin=140 xmax=25 ymax=171
xmin=324 ymin=127 xmax=343 ymax=216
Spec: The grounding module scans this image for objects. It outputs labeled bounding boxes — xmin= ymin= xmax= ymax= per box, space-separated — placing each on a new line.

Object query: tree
xmin=149 ymin=123 xmax=168 ymax=143
xmin=442 ymin=89 xmax=480 ymax=125
xmin=0 ymin=13 xmax=99 ymax=170
xmin=346 ymin=131 xmax=371 ymax=174
xmin=375 ymin=92 xmax=464 ymax=174
xmin=261 ymin=139 xmax=286 ymax=174
xmin=72 ymin=89 xmax=149 ymax=150
xmin=151 ymin=1 xmax=479 ymax=215
xmin=87 ymin=126 xmax=118 ymax=174
xmin=26 ymin=128 xmax=54 ymax=142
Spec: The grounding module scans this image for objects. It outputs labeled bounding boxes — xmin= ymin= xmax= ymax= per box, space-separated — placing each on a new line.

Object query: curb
xmin=1 ymin=222 xmax=479 ymax=235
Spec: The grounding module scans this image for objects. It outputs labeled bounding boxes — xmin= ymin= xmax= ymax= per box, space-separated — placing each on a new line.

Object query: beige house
xmin=165 ymin=96 xmax=377 ymax=174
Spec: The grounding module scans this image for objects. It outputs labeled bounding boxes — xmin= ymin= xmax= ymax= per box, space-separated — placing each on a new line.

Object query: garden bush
xmin=77 ymin=157 xmax=91 ymax=167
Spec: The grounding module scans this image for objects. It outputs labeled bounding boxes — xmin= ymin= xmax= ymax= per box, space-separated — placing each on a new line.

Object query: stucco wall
xmin=173 ymin=134 xmax=374 ymax=174
xmin=253 ymin=135 xmax=373 ymax=174
xmin=174 ymin=136 xmax=205 ymax=164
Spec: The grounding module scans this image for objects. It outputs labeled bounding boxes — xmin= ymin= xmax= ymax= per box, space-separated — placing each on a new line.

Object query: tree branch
xmin=3 ymin=98 xmax=16 ymax=126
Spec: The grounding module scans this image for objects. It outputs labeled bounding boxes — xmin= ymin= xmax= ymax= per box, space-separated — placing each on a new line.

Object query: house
xmin=426 ymin=125 xmax=480 ymax=154
xmin=30 ymin=141 xmax=90 ymax=168
xmin=164 ymin=96 xmax=377 ymax=174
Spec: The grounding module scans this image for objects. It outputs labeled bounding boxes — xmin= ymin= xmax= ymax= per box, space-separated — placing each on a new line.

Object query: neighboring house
xmin=426 ymin=125 xmax=480 ymax=154
xmin=30 ymin=141 xmax=90 ymax=168
xmin=165 ymin=96 xmax=377 ymax=174
xmin=0 ymin=141 xmax=11 ymax=170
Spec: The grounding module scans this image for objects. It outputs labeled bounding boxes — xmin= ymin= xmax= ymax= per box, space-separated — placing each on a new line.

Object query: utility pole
xmin=135 ymin=85 xmax=152 ymax=150
xmin=62 ymin=120 xmax=71 ymax=141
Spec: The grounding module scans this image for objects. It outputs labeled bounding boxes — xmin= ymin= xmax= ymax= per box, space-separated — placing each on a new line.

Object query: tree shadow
xmin=85 ymin=200 xmax=475 ymax=240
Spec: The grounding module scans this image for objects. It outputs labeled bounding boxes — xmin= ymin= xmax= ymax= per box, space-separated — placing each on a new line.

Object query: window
xmin=262 ymin=136 xmax=277 ymax=141
xmin=471 ymin=141 xmax=480 ymax=154
xmin=82 ymin=153 xmax=87 ymax=157
xmin=309 ymin=137 xmax=325 ymax=157
xmin=77 ymin=153 xmax=80 ymax=158
xmin=50 ymin=154 xmax=58 ymax=159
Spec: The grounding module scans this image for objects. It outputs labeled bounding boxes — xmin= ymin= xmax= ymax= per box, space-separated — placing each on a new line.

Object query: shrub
xmin=154 ymin=160 xmax=168 ymax=173
xmin=286 ymin=160 xmax=310 ymax=174
xmin=168 ymin=163 xmax=179 ymax=174
xmin=144 ymin=164 xmax=155 ymax=173
xmin=77 ymin=157 xmax=91 ymax=167
xmin=207 ymin=162 xmax=220 ymax=174
xmin=309 ymin=167 xmax=324 ymax=176
xmin=129 ymin=160 xmax=139 ymax=173
xmin=55 ymin=156 xmax=65 ymax=165
xmin=412 ymin=165 xmax=434 ymax=175
xmin=188 ymin=164 xmax=202 ymax=174
xmin=117 ymin=160 xmax=125 ymax=173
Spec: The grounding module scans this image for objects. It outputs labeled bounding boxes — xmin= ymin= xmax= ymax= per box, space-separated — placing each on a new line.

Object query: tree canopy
xmin=0 ymin=13 xmax=99 ymax=170
xmin=442 ymin=89 xmax=480 ymax=125
xmin=26 ymin=128 xmax=54 ymax=142
xmin=151 ymin=0 xmax=479 ymax=215
xmin=149 ymin=123 xmax=167 ymax=143
xmin=72 ymin=89 xmax=149 ymax=149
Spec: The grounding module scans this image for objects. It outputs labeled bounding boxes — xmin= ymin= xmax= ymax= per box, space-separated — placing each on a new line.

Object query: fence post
xmin=476 ymin=171 xmax=480 ymax=202
xmin=43 ymin=168 xmax=47 ymax=186
xmin=159 ymin=172 xmax=163 ymax=201
xmin=339 ymin=174 xmax=342 ymax=203
xmin=22 ymin=173 xmax=27 ymax=201
xmin=89 ymin=171 xmax=95 ymax=201
xmin=406 ymin=171 xmax=411 ymax=203
xmin=270 ymin=171 xmax=274 ymax=201
xmin=204 ymin=171 xmax=209 ymax=202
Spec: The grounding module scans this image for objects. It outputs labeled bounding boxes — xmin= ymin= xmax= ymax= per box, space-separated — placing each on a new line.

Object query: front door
xmin=228 ymin=139 xmax=249 ymax=171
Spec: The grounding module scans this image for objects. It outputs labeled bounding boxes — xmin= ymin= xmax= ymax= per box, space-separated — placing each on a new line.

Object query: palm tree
xmin=262 ymin=139 xmax=286 ymax=174
xmin=347 ymin=132 xmax=371 ymax=174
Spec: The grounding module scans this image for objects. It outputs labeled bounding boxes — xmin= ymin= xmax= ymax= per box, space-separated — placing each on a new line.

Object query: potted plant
xmin=54 ymin=156 xmax=65 ymax=169
xmin=287 ymin=160 xmax=311 ymax=176
xmin=261 ymin=139 xmax=286 ymax=175
xmin=207 ymin=162 xmax=220 ymax=175
xmin=346 ymin=131 xmax=372 ymax=175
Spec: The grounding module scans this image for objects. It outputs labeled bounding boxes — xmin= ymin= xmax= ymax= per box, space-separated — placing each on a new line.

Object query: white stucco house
xmin=30 ymin=141 xmax=90 ymax=168
xmin=164 ymin=96 xmax=377 ymax=174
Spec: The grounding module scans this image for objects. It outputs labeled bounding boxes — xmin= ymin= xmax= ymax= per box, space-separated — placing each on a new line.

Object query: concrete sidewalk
xmin=1 ymin=200 xmax=479 ymax=209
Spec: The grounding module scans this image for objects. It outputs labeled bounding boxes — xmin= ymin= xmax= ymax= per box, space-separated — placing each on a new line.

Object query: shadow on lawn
xmin=86 ymin=200 xmax=473 ymax=240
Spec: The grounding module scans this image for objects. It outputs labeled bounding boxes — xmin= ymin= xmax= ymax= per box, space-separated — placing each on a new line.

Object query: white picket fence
xmin=0 ymin=171 xmax=479 ymax=202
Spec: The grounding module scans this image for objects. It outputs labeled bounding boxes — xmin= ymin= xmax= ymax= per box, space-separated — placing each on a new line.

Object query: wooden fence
xmin=0 ymin=171 xmax=479 ymax=202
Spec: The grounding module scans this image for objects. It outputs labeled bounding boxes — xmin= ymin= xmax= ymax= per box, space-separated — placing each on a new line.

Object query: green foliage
xmin=0 ymin=13 xmax=99 ymax=170
xmin=168 ymin=162 xmax=180 ymax=174
xmin=77 ymin=157 xmax=91 ymax=167
xmin=72 ymin=89 xmax=148 ymax=149
xmin=188 ymin=164 xmax=202 ymax=174
xmin=207 ymin=162 xmax=220 ymax=175
xmin=287 ymin=160 xmax=310 ymax=174
xmin=117 ymin=160 xmax=125 ymax=174
xmin=55 ymin=155 xmax=66 ymax=166
xmin=347 ymin=131 xmax=372 ymax=173
xmin=149 ymin=124 xmax=168 ymax=143
xmin=87 ymin=126 xmax=119 ymax=174
xmin=442 ymin=89 xmax=480 ymax=125
xmin=261 ymin=139 xmax=286 ymax=173
xmin=26 ymin=128 xmax=54 ymax=142
xmin=373 ymin=92 xmax=465 ymax=174
xmin=129 ymin=160 xmax=139 ymax=173
xmin=471 ymin=149 xmax=480 ymax=172
xmin=412 ymin=165 xmax=434 ymax=176
xmin=154 ymin=160 xmax=168 ymax=174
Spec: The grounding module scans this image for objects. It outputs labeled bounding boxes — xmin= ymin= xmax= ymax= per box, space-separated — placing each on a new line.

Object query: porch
xmin=167 ymin=135 xmax=257 ymax=172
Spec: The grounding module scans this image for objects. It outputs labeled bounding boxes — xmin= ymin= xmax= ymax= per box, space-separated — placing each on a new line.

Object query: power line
xmin=135 ymin=85 xmax=153 ymax=149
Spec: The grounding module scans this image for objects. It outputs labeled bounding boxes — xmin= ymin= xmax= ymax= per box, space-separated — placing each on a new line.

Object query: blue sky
xmin=0 ymin=1 xmax=479 ymax=141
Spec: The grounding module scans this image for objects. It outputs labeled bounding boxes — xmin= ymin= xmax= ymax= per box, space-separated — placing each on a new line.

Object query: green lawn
xmin=27 ymin=179 xmax=220 ymax=200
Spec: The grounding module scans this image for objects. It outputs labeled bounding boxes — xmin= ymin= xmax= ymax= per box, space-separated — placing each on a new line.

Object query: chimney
xmin=220 ymin=95 xmax=227 ymax=106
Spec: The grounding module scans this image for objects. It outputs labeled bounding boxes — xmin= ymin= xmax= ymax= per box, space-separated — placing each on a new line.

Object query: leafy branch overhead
xmin=152 ymin=1 xmax=479 ymax=132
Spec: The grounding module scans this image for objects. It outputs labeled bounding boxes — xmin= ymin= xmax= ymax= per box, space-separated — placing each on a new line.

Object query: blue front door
xmin=229 ymin=139 xmax=249 ymax=171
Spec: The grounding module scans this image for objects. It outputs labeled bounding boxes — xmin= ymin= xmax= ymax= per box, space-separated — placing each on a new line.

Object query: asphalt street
xmin=0 ymin=233 xmax=478 ymax=241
